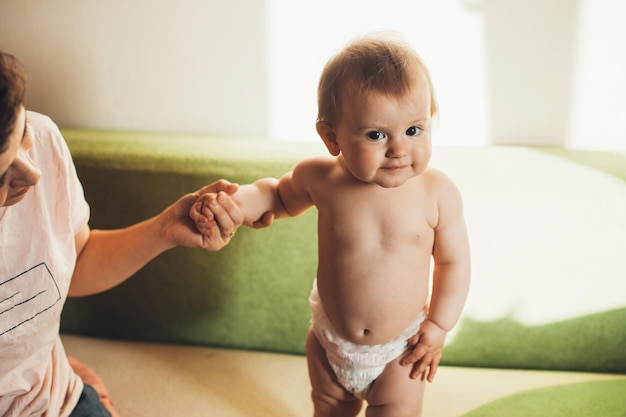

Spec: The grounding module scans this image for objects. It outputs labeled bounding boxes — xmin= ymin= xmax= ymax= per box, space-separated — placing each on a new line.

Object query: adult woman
xmin=0 ymin=52 xmax=258 ymax=416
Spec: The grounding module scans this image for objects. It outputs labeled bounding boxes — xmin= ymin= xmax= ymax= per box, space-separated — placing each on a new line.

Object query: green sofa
xmin=59 ymin=130 xmax=626 ymax=417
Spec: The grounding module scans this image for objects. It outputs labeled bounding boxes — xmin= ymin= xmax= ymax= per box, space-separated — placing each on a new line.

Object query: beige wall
xmin=0 ymin=0 xmax=268 ymax=136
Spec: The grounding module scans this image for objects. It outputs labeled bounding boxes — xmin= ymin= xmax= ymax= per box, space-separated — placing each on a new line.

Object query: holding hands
xmin=163 ymin=179 xmax=248 ymax=251
xmin=188 ymin=180 xmax=274 ymax=245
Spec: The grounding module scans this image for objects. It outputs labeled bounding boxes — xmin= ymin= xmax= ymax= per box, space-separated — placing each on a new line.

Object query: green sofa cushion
xmin=461 ymin=380 xmax=626 ymax=417
xmin=61 ymin=132 xmax=326 ymax=354
xmin=443 ymin=307 xmax=626 ymax=373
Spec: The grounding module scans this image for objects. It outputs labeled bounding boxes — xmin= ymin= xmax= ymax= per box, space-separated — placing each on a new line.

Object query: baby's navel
xmin=363 ymin=328 xmax=371 ymax=337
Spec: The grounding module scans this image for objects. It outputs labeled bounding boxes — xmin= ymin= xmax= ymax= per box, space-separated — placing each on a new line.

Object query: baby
xmin=191 ymin=34 xmax=470 ymax=417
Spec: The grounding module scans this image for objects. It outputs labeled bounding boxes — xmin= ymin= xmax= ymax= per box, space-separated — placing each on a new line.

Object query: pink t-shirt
xmin=0 ymin=112 xmax=90 ymax=416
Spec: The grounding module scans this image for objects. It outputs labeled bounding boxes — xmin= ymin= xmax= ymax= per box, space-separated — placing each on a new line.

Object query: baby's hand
xmin=189 ymin=193 xmax=222 ymax=233
xmin=401 ymin=319 xmax=447 ymax=382
xmin=190 ymin=192 xmax=275 ymax=233
xmin=189 ymin=193 xmax=232 ymax=236
xmin=188 ymin=191 xmax=241 ymax=250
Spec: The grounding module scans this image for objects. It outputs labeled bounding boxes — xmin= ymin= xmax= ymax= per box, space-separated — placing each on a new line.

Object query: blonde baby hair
xmin=316 ymin=32 xmax=438 ymax=128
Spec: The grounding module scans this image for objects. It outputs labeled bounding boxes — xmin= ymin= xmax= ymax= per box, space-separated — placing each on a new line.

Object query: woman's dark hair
xmin=0 ymin=52 xmax=26 ymax=152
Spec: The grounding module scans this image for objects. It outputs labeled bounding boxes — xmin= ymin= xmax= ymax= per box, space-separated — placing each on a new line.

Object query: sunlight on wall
xmin=266 ymin=0 xmax=490 ymax=146
xmin=567 ymin=0 xmax=626 ymax=150
xmin=266 ymin=0 xmax=626 ymax=150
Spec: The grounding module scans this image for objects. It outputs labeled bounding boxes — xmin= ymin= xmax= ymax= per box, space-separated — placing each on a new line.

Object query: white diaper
xmin=309 ymin=280 xmax=426 ymax=399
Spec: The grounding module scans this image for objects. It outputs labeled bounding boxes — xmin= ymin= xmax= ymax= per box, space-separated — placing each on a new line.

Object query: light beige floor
xmin=62 ymin=334 xmax=625 ymax=417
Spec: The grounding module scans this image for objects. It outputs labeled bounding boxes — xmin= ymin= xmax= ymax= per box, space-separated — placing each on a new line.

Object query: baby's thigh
xmin=366 ymin=357 xmax=426 ymax=417
xmin=306 ymin=329 xmax=362 ymax=416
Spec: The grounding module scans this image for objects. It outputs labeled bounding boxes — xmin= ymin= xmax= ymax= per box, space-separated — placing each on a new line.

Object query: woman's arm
xmin=69 ymin=180 xmax=245 ymax=297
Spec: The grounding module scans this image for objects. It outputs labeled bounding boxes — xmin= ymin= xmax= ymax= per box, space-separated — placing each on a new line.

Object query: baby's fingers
xmin=410 ymin=350 xmax=442 ymax=381
xmin=410 ymin=353 xmax=432 ymax=380
xmin=197 ymin=195 xmax=216 ymax=218
xmin=252 ymin=211 xmax=275 ymax=229
xmin=401 ymin=343 xmax=428 ymax=367
xmin=190 ymin=201 xmax=216 ymax=231
xmin=426 ymin=354 xmax=442 ymax=382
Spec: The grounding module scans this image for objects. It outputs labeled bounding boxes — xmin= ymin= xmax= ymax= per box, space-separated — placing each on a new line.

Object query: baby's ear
xmin=316 ymin=122 xmax=340 ymax=156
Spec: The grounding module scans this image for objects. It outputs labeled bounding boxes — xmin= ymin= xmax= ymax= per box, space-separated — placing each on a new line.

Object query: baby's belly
xmin=316 ymin=260 xmax=430 ymax=346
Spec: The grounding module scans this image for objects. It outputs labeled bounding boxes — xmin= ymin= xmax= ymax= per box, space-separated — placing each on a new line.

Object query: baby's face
xmin=332 ymin=82 xmax=433 ymax=188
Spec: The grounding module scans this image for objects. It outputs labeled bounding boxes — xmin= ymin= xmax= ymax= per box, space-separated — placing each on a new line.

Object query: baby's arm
xmin=191 ymin=163 xmax=315 ymax=232
xmin=402 ymin=171 xmax=471 ymax=382
xmin=191 ymin=177 xmax=284 ymax=231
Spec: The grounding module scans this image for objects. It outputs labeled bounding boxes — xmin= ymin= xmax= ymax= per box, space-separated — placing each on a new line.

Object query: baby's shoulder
xmin=419 ymin=167 xmax=462 ymax=200
xmin=421 ymin=166 xmax=453 ymax=183
xmin=293 ymin=155 xmax=338 ymax=177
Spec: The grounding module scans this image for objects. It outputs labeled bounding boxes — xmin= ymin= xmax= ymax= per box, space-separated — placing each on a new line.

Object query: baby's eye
xmin=365 ymin=130 xmax=386 ymax=141
xmin=406 ymin=126 xmax=422 ymax=137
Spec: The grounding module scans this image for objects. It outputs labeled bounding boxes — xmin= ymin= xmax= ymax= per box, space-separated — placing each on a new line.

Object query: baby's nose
xmin=386 ymin=137 xmax=408 ymax=158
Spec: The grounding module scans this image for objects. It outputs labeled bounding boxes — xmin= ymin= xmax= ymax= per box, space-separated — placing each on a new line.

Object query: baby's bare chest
xmin=316 ymin=190 xmax=436 ymax=289
xmin=313 ymin=187 xmax=436 ymax=342
xmin=318 ymin=185 xmax=436 ymax=242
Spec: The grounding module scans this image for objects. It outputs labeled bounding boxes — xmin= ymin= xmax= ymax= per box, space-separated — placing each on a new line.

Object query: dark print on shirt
xmin=0 ymin=263 xmax=61 ymax=336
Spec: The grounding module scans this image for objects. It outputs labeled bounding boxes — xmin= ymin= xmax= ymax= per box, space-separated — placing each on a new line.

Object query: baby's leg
xmin=306 ymin=328 xmax=362 ymax=417
xmin=365 ymin=355 xmax=426 ymax=417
